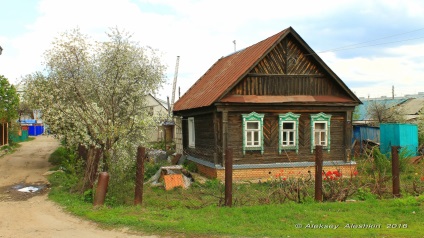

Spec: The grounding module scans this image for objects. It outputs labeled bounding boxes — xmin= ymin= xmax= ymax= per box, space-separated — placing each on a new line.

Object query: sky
xmin=1 ymin=0 xmax=424 ymax=101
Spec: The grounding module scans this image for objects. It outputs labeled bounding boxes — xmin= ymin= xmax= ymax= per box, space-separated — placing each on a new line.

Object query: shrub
xmin=48 ymin=171 xmax=79 ymax=192
xmin=183 ymin=160 xmax=198 ymax=173
xmin=204 ymin=179 xmax=223 ymax=190
xmin=144 ymin=160 xmax=159 ymax=179
xmin=48 ymin=147 xmax=70 ymax=165
xmin=357 ymin=187 xmax=377 ymax=201
xmin=83 ymin=189 xmax=94 ymax=203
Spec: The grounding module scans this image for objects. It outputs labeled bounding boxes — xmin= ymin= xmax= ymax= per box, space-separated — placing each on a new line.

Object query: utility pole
xmin=171 ymin=56 xmax=180 ymax=112
xmin=392 ymin=85 xmax=394 ymax=99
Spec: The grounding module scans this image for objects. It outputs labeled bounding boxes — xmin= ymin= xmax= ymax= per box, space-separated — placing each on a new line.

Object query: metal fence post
xmin=315 ymin=145 xmax=323 ymax=202
xmin=391 ymin=146 xmax=401 ymax=198
xmin=225 ymin=148 xmax=233 ymax=207
xmin=93 ymin=172 xmax=109 ymax=206
xmin=134 ymin=146 xmax=146 ymax=205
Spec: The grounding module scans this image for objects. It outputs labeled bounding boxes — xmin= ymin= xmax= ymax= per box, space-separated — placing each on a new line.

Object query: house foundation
xmin=189 ymin=155 xmax=357 ymax=181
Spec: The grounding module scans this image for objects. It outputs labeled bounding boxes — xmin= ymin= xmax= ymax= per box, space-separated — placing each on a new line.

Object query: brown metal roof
xmin=173 ymin=28 xmax=289 ymax=111
xmin=219 ymin=95 xmax=354 ymax=104
xmin=173 ymin=27 xmax=361 ymax=112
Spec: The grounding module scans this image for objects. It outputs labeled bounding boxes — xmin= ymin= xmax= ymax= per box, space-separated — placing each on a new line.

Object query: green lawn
xmin=47 ymin=145 xmax=424 ymax=237
xmin=49 ymin=184 xmax=424 ymax=238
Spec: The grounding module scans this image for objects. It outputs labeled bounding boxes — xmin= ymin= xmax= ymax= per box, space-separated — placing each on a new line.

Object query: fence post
xmin=315 ymin=145 xmax=323 ymax=202
xmin=93 ymin=172 xmax=109 ymax=206
xmin=225 ymin=148 xmax=233 ymax=207
xmin=391 ymin=146 xmax=401 ymax=198
xmin=134 ymin=146 xmax=146 ymax=205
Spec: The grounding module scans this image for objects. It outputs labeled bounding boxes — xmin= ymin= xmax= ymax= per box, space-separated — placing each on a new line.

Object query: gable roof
xmin=400 ymin=98 xmax=424 ymax=115
xmin=146 ymin=93 xmax=168 ymax=110
xmin=354 ymin=98 xmax=408 ymax=121
xmin=173 ymin=27 xmax=360 ymax=112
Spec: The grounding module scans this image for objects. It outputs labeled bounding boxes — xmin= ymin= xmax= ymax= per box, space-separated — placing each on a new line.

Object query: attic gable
xmin=228 ymin=35 xmax=352 ymax=99
xmin=250 ymin=34 xmax=322 ymax=75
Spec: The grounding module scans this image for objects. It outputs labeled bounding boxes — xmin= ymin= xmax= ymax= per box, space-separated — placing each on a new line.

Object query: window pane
xmin=247 ymin=132 xmax=252 ymax=143
xmin=315 ymin=122 xmax=325 ymax=130
xmin=253 ymin=131 xmax=259 ymax=142
xmin=283 ymin=122 xmax=294 ymax=129
xmin=247 ymin=122 xmax=259 ymax=129
xmin=321 ymin=132 xmax=326 ymax=145
xmin=188 ymin=118 xmax=195 ymax=147
xmin=314 ymin=132 xmax=320 ymax=145
xmin=289 ymin=131 xmax=294 ymax=142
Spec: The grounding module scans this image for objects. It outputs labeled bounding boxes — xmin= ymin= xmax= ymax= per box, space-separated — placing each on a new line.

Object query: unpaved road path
xmin=0 ymin=135 xmax=155 ymax=238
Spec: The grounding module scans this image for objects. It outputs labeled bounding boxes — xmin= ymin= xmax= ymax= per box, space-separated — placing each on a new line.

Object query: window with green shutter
xmin=242 ymin=112 xmax=264 ymax=155
xmin=279 ymin=112 xmax=300 ymax=154
xmin=310 ymin=112 xmax=331 ymax=153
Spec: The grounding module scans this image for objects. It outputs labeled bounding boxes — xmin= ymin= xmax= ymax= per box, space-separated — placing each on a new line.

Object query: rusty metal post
xmin=224 ymin=148 xmax=233 ymax=207
xmin=134 ymin=146 xmax=146 ymax=205
xmin=315 ymin=145 xmax=323 ymax=202
xmin=93 ymin=172 xmax=109 ymax=206
xmin=391 ymin=146 xmax=401 ymax=198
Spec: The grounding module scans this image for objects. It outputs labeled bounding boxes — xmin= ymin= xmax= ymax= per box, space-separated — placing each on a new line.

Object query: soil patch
xmin=0 ymin=136 xmax=154 ymax=238
xmin=0 ymin=182 xmax=49 ymax=202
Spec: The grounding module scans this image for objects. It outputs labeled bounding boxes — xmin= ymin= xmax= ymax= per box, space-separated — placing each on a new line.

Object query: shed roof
xmin=173 ymin=27 xmax=360 ymax=112
xmin=400 ymin=98 xmax=424 ymax=115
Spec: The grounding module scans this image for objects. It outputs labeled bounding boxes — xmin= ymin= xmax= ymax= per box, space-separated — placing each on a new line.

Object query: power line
xmin=305 ymin=27 xmax=424 ymax=55
xmin=323 ymin=35 xmax=424 ymax=53
xmin=318 ymin=27 xmax=424 ymax=53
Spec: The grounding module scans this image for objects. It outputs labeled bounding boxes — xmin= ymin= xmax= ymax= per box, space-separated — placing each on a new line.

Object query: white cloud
xmin=2 ymin=0 xmax=424 ymax=101
xmin=321 ymin=43 xmax=424 ymax=98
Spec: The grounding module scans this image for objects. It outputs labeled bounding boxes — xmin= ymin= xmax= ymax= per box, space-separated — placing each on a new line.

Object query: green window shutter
xmin=278 ymin=112 xmax=300 ymax=154
xmin=310 ymin=112 xmax=331 ymax=153
xmin=242 ymin=112 xmax=264 ymax=155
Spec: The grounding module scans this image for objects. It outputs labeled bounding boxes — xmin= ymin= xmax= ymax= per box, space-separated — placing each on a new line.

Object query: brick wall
xmin=194 ymin=162 xmax=357 ymax=182
xmin=197 ymin=164 xmax=217 ymax=179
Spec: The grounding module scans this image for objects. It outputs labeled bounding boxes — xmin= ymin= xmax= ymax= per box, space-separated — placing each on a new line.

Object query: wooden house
xmin=173 ymin=27 xmax=361 ymax=180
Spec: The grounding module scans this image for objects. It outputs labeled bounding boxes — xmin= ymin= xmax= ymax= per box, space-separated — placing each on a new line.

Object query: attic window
xmin=242 ymin=112 xmax=264 ymax=155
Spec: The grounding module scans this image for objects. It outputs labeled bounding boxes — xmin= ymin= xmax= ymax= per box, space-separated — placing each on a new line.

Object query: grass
xmin=48 ymin=174 xmax=424 ymax=237
xmin=0 ymin=142 xmax=22 ymax=157
xmin=0 ymin=136 xmax=34 ymax=157
xmin=46 ymin=146 xmax=424 ymax=237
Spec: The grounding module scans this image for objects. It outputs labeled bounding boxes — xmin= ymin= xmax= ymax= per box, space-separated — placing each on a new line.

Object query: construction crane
xmin=170 ymin=56 xmax=180 ymax=112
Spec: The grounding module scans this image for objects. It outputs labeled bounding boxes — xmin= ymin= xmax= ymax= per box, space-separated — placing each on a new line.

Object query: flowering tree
xmin=0 ymin=75 xmax=19 ymax=123
xmin=23 ymin=28 xmax=166 ymax=177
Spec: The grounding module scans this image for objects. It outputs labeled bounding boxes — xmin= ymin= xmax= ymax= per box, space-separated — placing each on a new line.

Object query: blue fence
xmin=28 ymin=125 xmax=44 ymax=136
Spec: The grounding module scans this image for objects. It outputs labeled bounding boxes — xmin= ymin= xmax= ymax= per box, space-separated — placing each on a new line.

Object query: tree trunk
xmin=81 ymin=146 xmax=102 ymax=192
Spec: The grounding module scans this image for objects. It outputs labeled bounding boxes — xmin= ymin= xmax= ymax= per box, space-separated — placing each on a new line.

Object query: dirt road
xmin=0 ymin=135 xmax=155 ymax=238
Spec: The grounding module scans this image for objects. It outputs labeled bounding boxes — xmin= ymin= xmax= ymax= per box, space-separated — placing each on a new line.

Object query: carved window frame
xmin=242 ymin=112 xmax=264 ymax=155
xmin=310 ymin=112 xmax=331 ymax=153
xmin=279 ymin=112 xmax=300 ymax=154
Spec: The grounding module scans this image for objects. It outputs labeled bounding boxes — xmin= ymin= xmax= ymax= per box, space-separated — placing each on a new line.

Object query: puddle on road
xmin=12 ymin=184 xmax=46 ymax=193
xmin=0 ymin=183 xmax=49 ymax=201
